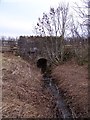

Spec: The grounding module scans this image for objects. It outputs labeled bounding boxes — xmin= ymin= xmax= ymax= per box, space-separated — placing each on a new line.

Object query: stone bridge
xmin=18 ymin=36 xmax=51 ymax=73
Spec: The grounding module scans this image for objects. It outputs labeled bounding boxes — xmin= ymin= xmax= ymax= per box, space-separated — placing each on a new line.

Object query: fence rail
xmin=1 ymin=40 xmax=18 ymax=53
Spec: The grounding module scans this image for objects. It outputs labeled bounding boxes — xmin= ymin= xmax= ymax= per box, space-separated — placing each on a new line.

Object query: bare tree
xmin=69 ymin=0 xmax=89 ymax=65
xmin=88 ymin=0 xmax=90 ymax=38
xmin=73 ymin=0 xmax=89 ymax=38
xmin=34 ymin=3 xmax=71 ymax=63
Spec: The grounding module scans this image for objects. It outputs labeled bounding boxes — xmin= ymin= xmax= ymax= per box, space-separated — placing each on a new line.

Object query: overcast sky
xmin=0 ymin=0 xmax=81 ymax=38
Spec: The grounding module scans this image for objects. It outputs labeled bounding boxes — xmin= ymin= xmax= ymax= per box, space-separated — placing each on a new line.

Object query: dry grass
xmin=0 ymin=52 xmax=2 ymax=119
xmin=2 ymin=53 xmax=55 ymax=118
xmin=52 ymin=59 xmax=88 ymax=118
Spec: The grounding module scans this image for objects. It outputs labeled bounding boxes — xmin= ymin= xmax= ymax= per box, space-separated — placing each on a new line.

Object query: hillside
xmin=52 ymin=60 xmax=88 ymax=118
xmin=2 ymin=53 xmax=55 ymax=118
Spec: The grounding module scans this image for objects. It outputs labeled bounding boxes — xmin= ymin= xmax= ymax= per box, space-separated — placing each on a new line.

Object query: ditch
xmin=37 ymin=58 xmax=75 ymax=119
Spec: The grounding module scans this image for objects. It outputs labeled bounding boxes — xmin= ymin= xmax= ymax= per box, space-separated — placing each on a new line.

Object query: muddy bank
xmin=2 ymin=53 xmax=56 ymax=118
xmin=52 ymin=60 xmax=88 ymax=118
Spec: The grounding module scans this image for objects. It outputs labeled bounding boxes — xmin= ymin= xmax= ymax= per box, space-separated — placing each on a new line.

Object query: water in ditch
xmin=37 ymin=58 xmax=75 ymax=119
xmin=42 ymin=73 xmax=74 ymax=119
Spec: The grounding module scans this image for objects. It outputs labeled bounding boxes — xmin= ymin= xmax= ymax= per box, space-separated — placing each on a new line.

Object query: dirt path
xmin=2 ymin=53 xmax=56 ymax=118
xmin=52 ymin=60 xmax=88 ymax=118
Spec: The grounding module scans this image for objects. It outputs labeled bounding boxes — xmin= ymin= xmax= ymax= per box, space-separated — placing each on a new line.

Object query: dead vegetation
xmin=2 ymin=53 xmax=55 ymax=118
xmin=1 ymin=52 xmax=88 ymax=118
xmin=52 ymin=59 xmax=88 ymax=118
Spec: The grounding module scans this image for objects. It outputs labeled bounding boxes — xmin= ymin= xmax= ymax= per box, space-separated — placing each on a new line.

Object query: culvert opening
xmin=37 ymin=58 xmax=47 ymax=73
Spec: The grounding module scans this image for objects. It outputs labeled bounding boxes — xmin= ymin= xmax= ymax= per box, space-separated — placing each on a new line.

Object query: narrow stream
xmin=42 ymin=74 xmax=73 ymax=119
xmin=37 ymin=58 xmax=75 ymax=119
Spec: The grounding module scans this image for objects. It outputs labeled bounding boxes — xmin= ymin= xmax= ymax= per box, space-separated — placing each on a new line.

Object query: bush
xmin=63 ymin=45 xmax=74 ymax=61
xmin=74 ymin=44 xmax=88 ymax=65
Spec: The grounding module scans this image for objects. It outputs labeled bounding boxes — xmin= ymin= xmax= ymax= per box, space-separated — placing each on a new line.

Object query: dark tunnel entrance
xmin=37 ymin=58 xmax=47 ymax=74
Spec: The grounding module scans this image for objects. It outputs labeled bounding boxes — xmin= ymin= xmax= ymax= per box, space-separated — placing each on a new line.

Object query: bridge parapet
xmin=18 ymin=36 xmax=51 ymax=64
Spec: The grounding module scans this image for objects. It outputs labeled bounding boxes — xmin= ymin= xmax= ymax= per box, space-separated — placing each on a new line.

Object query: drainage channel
xmin=42 ymin=74 xmax=74 ymax=119
xmin=37 ymin=58 xmax=75 ymax=119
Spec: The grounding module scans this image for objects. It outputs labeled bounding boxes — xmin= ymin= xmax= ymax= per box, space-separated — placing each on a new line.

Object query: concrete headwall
xmin=18 ymin=36 xmax=62 ymax=62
